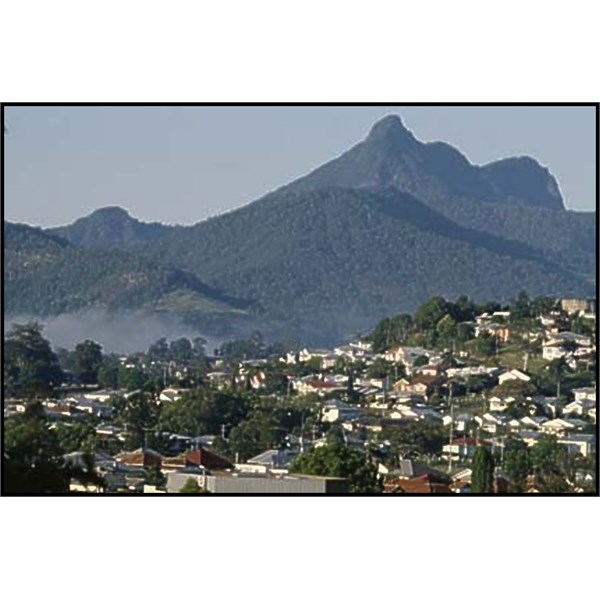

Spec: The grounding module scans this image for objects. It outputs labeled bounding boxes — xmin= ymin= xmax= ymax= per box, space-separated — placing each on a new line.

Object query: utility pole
xmin=447 ymin=393 xmax=455 ymax=474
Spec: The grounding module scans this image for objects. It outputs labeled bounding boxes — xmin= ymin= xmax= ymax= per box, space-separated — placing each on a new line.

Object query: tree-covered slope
xmin=4 ymin=221 xmax=250 ymax=318
xmin=283 ymin=114 xmax=595 ymax=278
xmin=48 ymin=206 xmax=176 ymax=248
xmin=145 ymin=187 xmax=594 ymax=340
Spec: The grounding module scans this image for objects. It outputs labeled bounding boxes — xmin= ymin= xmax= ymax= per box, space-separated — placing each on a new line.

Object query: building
xmin=168 ymin=471 xmax=349 ymax=494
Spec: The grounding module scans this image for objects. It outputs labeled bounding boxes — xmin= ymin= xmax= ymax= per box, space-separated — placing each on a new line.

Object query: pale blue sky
xmin=3 ymin=105 xmax=596 ymax=227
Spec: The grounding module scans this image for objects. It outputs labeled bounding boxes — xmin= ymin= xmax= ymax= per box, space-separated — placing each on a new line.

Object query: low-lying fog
xmin=5 ymin=310 xmax=224 ymax=354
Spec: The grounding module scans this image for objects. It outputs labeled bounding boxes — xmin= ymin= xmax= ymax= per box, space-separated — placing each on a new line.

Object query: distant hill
xmin=144 ymin=186 xmax=594 ymax=340
xmin=48 ymin=206 xmax=176 ymax=248
xmin=3 ymin=221 xmax=252 ymax=325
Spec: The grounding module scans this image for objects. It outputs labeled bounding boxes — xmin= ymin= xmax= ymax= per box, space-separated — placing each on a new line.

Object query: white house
xmin=571 ymin=387 xmax=596 ymax=403
xmin=498 ymin=369 xmax=531 ymax=385
xmin=540 ymin=418 xmax=587 ymax=436
xmin=562 ymin=399 xmax=596 ymax=418
xmin=489 ymin=395 xmax=518 ymax=412
xmin=557 ymin=434 xmax=596 ymax=457
xmin=322 ymin=399 xmax=363 ymax=423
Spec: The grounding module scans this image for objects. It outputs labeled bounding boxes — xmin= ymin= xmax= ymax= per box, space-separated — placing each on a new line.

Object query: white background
xmin=1 ymin=1 xmax=598 ymax=597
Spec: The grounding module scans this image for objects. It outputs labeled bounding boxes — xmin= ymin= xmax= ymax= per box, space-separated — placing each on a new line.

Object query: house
xmin=443 ymin=413 xmax=474 ymax=432
xmin=161 ymin=447 xmax=234 ymax=472
xmin=519 ymin=415 xmax=548 ymax=430
xmin=246 ymin=449 xmax=295 ymax=470
xmin=557 ymin=434 xmax=596 ymax=457
xmin=498 ymin=369 xmax=531 ymax=385
xmin=322 ymin=399 xmax=363 ymax=423
xmin=384 ymin=473 xmax=451 ymax=494
xmin=383 ymin=346 xmax=429 ymax=370
xmin=560 ymin=298 xmax=596 ymax=315
xmin=115 ymin=448 xmax=163 ymax=469
xmin=489 ymin=395 xmax=518 ymax=412
xmin=562 ymin=399 xmax=596 ymax=418
xmin=159 ymin=387 xmax=187 ymax=402
xmin=571 ymin=387 xmax=596 ymax=403
xmin=519 ymin=431 xmax=543 ymax=447
xmin=443 ymin=437 xmax=489 ymax=461
xmin=539 ymin=418 xmax=587 ymax=436
xmin=474 ymin=413 xmax=508 ymax=434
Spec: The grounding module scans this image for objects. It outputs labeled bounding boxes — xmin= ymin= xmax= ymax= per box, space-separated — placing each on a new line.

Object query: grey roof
xmin=247 ymin=449 xmax=295 ymax=468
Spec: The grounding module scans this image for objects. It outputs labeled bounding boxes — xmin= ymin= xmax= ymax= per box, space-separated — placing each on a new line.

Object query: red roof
xmin=185 ymin=448 xmax=233 ymax=470
xmin=385 ymin=474 xmax=451 ymax=494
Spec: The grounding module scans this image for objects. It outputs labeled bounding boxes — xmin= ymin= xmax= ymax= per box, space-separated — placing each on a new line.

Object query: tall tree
xmin=74 ymin=340 xmax=103 ymax=384
xmin=4 ymin=403 xmax=71 ymax=493
xmin=504 ymin=439 xmax=531 ymax=493
xmin=471 ymin=446 xmax=495 ymax=493
xmin=289 ymin=442 xmax=381 ymax=493
xmin=3 ymin=323 xmax=63 ymax=397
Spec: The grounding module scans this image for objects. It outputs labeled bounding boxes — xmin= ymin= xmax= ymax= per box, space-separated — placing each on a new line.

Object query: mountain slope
xmin=48 ymin=206 xmax=176 ymax=248
xmin=4 ymin=221 xmax=251 ymax=320
xmin=283 ymin=115 xmax=595 ymax=278
xmin=145 ymin=186 xmax=593 ymax=339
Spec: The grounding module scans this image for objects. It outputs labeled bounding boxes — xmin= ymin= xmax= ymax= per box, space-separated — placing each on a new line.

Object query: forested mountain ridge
xmin=282 ymin=115 xmax=596 ymax=278
xmin=48 ymin=206 xmax=177 ymax=248
xmin=3 ymin=221 xmax=252 ymax=320
xmin=144 ymin=186 xmax=594 ymax=340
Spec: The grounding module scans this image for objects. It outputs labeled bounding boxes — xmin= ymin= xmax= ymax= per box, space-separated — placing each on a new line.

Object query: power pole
xmin=447 ymin=393 xmax=455 ymax=474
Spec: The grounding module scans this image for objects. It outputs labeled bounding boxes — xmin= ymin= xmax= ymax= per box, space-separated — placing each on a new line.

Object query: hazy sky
xmin=3 ymin=105 xmax=596 ymax=227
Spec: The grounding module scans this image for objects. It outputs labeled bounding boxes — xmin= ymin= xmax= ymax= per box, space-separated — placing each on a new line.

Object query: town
xmin=3 ymin=293 xmax=597 ymax=494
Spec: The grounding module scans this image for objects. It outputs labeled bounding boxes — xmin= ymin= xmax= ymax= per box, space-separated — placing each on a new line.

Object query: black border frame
xmin=2 ymin=102 xmax=598 ymax=497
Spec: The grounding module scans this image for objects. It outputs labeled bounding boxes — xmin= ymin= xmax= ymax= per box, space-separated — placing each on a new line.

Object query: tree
xmin=474 ymin=332 xmax=496 ymax=357
xmin=471 ymin=446 xmax=495 ymax=493
xmin=436 ymin=314 xmax=458 ymax=343
xmin=414 ymin=296 xmax=449 ymax=332
xmin=179 ymin=477 xmax=202 ymax=493
xmin=504 ymin=439 xmax=531 ymax=493
xmin=511 ymin=291 xmax=532 ymax=321
xmin=289 ymin=443 xmax=381 ymax=493
xmin=530 ymin=435 xmax=571 ymax=493
xmin=74 ymin=340 xmax=103 ymax=384
xmin=3 ymin=323 xmax=64 ymax=397
xmin=3 ymin=403 xmax=71 ymax=493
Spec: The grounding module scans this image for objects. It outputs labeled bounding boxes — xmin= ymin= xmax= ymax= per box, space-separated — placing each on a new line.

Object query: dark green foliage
xmin=530 ymin=436 xmax=571 ymax=493
xmin=3 ymin=403 xmax=71 ymax=493
xmin=471 ymin=446 xmax=495 ymax=493
xmin=368 ymin=314 xmax=413 ymax=352
xmin=179 ymin=477 xmax=202 ymax=493
xmin=48 ymin=206 xmax=174 ymax=249
xmin=3 ymin=323 xmax=64 ymax=397
xmin=74 ymin=340 xmax=103 ymax=384
xmin=289 ymin=442 xmax=381 ymax=493
xmin=4 ymin=221 xmax=249 ymax=319
xmin=504 ymin=439 xmax=531 ymax=493
xmin=143 ymin=186 xmax=592 ymax=342
xmin=157 ymin=389 xmax=250 ymax=438
xmin=53 ymin=421 xmax=97 ymax=454
xmin=384 ymin=421 xmax=447 ymax=459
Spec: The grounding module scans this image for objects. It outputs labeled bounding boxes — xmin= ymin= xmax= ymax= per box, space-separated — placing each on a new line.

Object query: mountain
xmin=284 ymin=115 xmax=596 ymax=279
xmin=48 ymin=206 xmax=176 ymax=248
xmin=288 ymin=115 xmax=565 ymax=210
xmin=143 ymin=186 xmax=594 ymax=340
xmin=3 ymin=221 xmax=252 ymax=327
xmin=5 ymin=114 xmax=596 ymax=345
